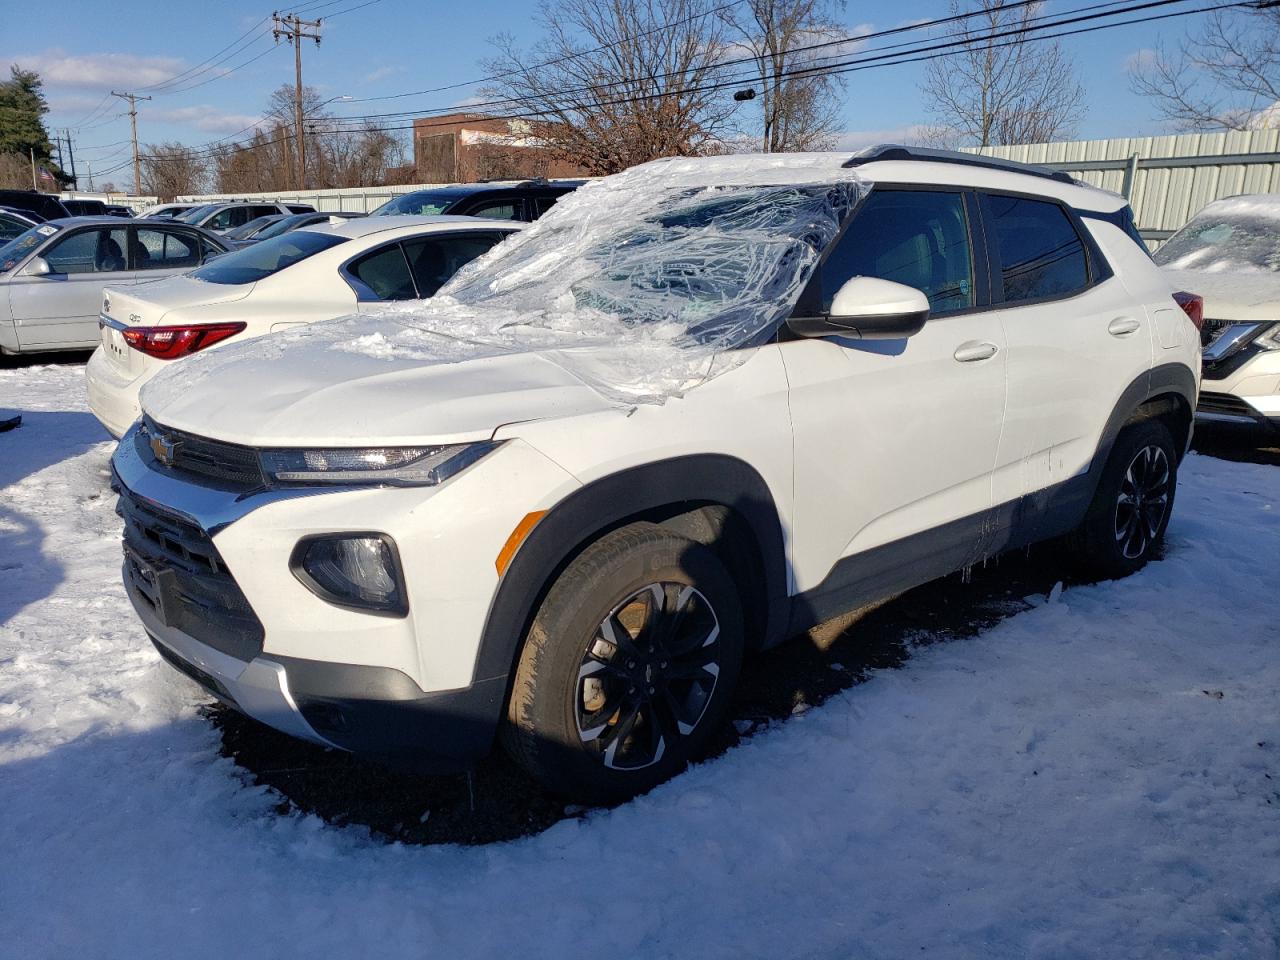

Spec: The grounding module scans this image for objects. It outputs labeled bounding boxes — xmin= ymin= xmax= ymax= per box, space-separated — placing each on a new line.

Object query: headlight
xmin=259 ymin=441 xmax=503 ymax=487
xmin=1259 ymin=322 xmax=1280 ymax=350
xmin=291 ymin=534 xmax=406 ymax=615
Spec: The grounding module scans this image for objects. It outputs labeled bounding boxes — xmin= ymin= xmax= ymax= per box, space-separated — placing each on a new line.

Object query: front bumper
xmin=137 ymin=589 xmax=507 ymax=769
xmin=111 ymin=419 xmax=581 ymax=767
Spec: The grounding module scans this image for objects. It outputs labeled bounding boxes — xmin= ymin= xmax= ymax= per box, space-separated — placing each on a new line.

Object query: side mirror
xmin=24 ymin=256 xmax=53 ymax=277
xmin=788 ymin=276 xmax=930 ymax=340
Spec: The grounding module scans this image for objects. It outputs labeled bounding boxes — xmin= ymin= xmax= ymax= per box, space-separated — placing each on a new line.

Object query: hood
xmin=1162 ymin=268 xmax=1280 ymax=322
xmin=102 ymin=274 xmax=255 ymax=327
xmin=138 ymin=317 xmax=617 ymax=447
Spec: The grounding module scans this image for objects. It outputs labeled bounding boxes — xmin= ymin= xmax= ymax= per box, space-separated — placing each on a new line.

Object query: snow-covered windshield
xmin=1155 ymin=197 xmax=1280 ymax=272
xmin=343 ymin=154 xmax=865 ymax=403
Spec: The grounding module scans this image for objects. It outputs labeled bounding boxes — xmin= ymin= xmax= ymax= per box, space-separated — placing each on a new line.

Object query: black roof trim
xmin=843 ymin=143 xmax=1076 ymax=185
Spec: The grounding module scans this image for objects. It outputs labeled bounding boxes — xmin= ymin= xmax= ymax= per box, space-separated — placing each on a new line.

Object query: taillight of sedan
xmin=122 ymin=322 xmax=247 ymax=360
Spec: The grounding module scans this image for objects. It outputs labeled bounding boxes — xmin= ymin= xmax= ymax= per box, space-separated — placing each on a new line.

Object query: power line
xmin=322 ymin=0 xmax=1190 ymax=129
xmin=146 ymin=0 xmax=1242 ymax=166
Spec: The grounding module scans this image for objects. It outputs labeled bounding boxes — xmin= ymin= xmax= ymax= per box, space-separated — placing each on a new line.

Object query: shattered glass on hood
xmin=339 ymin=154 xmax=867 ymax=403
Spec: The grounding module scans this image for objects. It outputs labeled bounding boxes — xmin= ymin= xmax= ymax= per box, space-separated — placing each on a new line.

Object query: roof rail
xmin=843 ymin=143 xmax=1076 ymax=185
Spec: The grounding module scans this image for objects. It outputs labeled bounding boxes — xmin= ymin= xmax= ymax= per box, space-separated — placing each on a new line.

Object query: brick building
xmin=412 ymin=113 xmax=590 ymax=183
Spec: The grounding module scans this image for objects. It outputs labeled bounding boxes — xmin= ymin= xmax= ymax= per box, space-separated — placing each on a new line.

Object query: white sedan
xmin=86 ymin=215 xmax=522 ymax=438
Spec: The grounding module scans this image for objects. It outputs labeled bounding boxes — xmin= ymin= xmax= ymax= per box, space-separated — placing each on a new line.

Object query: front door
xmin=8 ymin=225 xmax=130 ymax=348
xmin=781 ymin=187 xmax=1007 ymax=597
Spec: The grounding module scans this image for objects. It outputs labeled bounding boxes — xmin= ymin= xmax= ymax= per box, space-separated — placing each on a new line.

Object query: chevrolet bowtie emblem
xmin=150 ymin=433 xmax=180 ymax=466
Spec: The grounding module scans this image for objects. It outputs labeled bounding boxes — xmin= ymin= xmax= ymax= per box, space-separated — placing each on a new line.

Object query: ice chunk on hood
xmin=143 ymin=154 xmax=865 ymax=412
xmin=348 ymin=154 xmax=866 ymax=403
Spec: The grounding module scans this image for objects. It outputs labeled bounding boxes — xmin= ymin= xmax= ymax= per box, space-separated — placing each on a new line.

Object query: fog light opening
xmin=291 ymin=533 xmax=408 ymax=617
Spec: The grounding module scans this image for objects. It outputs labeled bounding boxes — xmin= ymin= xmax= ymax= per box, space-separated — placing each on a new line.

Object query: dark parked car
xmin=248 ymin=210 xmax=363 ymax=242
xmin=103 ymin=205 xmax=135 ymax=218
xmin=0 ymin=190 xmax=71 ymax=221
xmin=0 ymin=209 xmax=38 ymax=243
xmin=63 ymin=199 xmax=109 ymax=217
xmin=371 ymin=179 xmax=583 ymax=222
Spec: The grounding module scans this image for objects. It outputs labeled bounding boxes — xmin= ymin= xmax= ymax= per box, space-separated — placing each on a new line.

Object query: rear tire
xmin=502 ymin=523 xmax=744 ymax=805
xmin=1068 ymin=418 xmax=1178 ymax=580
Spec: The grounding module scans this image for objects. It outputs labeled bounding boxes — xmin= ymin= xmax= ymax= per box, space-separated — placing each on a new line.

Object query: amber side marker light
xmin=496 ymin=510 xmax=547 ymax=576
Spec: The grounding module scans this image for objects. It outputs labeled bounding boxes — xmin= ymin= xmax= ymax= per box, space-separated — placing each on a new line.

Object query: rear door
xmin=982 ymin=192 xmax=1154 ymax=506
xmin=782 ymin=186 xmax=1007 ymax=593
xmin=8 ymin=224 xmax=131 ymax=348
xmin=130 ymin=226 xmax=205 ymax=283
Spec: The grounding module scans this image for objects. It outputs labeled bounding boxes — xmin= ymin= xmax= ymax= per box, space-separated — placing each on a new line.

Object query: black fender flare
xmin=470 ymin=454 xmax=789 ymax=692
xmin=1091 ymin=362 xmax=1197 ymax=476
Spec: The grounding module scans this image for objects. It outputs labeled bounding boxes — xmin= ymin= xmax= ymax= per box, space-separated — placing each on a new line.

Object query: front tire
xmin=1069 ymin=418 xmax=1178 ymax=579
xmin=502 ymin=523 xmax=744 ymax=804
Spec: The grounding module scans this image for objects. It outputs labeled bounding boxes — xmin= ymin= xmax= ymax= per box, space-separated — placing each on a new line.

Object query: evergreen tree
xmin=0 ymin=66 xmax=66 ymax=185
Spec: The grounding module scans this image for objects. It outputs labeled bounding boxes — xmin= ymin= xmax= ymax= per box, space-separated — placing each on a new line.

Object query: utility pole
xmin=63 ymin=130 xmax=78 ymax=189
xmin=272 ymin=11 xmax=322 ymax=190
xmin=111 ymin=90 xmax=152 ymax=196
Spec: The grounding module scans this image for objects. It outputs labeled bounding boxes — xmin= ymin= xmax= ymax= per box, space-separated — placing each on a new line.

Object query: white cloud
xmin=6 ymin=49 xmax=187 ymax=90
xmin=361 ymin=65 xmax=404 ymax=85
xmin=1125 ymin=48 xmax=1159 ymax=72
xmin=150 ymin=105 xmax=264 ymax=135
xmin=833 ymin=125 xmax=938 ymax=151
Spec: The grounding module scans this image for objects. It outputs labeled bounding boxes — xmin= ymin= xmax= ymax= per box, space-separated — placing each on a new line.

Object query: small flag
xmin=37 ymin=166 xmax=55 ymax=185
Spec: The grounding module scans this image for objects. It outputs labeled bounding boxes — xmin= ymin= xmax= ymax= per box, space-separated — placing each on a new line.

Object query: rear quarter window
xmin=984 ymin=194 xmax=1090 ymax=303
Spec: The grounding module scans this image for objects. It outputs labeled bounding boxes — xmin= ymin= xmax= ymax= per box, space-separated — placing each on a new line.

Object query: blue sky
xmin=6 ymin=0 xmax=1196 ymax=188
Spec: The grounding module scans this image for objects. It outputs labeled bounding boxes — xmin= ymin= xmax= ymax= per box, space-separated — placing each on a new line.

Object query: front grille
xmin=117 ymin=481 xmax=264 ymax=660
xmin=1197 ymin=391 xmax=1264 ymax=420
xmin=138 ymin=416 xmax=265 ymax=490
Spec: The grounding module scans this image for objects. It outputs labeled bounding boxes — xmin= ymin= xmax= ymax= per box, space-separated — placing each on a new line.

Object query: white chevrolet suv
xmin=111 ymin=147 xmax=1201 ymax=804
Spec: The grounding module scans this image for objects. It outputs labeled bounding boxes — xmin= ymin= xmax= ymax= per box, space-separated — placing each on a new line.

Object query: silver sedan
xmin=0 ymin=217 xmax=229 ymax=355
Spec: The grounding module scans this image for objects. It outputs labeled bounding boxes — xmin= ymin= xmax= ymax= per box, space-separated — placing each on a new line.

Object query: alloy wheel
xmin=575 ymin=582 xmax=722 ymax=770
xmin=1114 ymin=444 xmax=1171 ymax=560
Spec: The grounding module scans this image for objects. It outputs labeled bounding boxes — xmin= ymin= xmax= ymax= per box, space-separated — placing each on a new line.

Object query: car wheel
xmin=1069 ymin=418 xmax=1178 ymax=579
xmin=502 ymin=522 xmax=743 ymax=804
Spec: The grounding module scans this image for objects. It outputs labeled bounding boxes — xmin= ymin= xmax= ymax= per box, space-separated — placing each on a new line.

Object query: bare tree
xmin=1130 ymin=7 xmax=1280 ymax=130
xmin=720 ymin=0 xmax=846 ymax=152
xmin=483 ymin=0 xmax=739 ymax=174
xmin=140 ymin=142 xmax=209 ymax=200
xmin=0 ymin=152 xmax=31 ymax=189
xmin=921 ymin=0 xmax=1085 ymax=147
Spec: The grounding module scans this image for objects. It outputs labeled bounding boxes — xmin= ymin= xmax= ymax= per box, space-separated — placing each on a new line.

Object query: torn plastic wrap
xmin=339 ymin=154 xmax=867 ymax=404
xmin=141 ymin=155 xmax=868 ymax=413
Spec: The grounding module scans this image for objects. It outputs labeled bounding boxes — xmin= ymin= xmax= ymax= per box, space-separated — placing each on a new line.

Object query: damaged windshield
xmin=346 ymin=156 xmax=865 ymax=402
xmin=1155 ymin=199 xmax=1280 ymax=272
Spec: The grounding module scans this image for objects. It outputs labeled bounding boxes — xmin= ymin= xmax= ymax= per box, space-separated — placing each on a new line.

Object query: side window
xmin=43 ymin=227 xmax=129 ymax=274
xmin=252 ymin=205 xmax=280 ymax=220
xmin=199 ymin=236 xmax=224 ymax=261
xmin=985 ymin=194 xmax=1089 ymax=302
xmin=467 ymin=200 xmax=519 ymax=221
xmin=402 ymin=232 xmax=507 ymax=298
xmin=820 ymin=189 xmax=975 ymax=315
xmin=532 ymin=196 xmax=561 ymax=219
xmin=348 ymin=243 xmax=416 ymax=300
xmin=0 ymin=213 xmax=26 ymax=243
xmin=205 ymin=209 xmax=236 ymax=231
xmin=132 ymin=228 xmax=201 ymax=270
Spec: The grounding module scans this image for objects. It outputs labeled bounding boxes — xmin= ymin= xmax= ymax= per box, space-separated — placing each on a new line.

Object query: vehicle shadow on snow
xmin=0 ymin=410 xmax=113 ymax=625
xmin=209 ymin=541 xmax=1088 ymax=846
xmin=1191 ymin=422 xmax=1280 ymax=467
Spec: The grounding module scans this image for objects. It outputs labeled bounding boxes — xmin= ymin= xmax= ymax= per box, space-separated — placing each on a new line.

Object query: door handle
xmin=953 ymin=340 xmax=999 ymax=362
xmin=1108 ymin=316 xmax=1142 ymax=337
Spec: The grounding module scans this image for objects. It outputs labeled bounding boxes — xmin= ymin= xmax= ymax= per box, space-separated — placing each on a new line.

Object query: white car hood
xmin=103 ymin=275 xmax=254 ymax=326
xmin=139 ymin=325 xmax=616 ymax=447
xmin=1163 ymin=268 xmax=1280 ymax=322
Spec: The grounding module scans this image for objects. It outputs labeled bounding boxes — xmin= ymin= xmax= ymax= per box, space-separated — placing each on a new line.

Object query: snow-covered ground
xmin=2 ymin=362 xmax=1278 ymax=959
